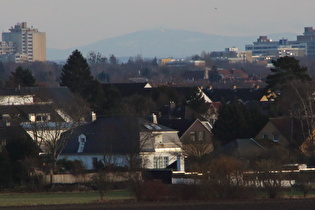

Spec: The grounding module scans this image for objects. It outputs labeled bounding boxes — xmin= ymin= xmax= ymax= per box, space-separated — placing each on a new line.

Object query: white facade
xmin=245 ymin=36 xmax=307 ymax=58
xmin=59 ymin=125 xmax=185 ymax=171
xmin=0 ymin=94 xmax=34 ymax=105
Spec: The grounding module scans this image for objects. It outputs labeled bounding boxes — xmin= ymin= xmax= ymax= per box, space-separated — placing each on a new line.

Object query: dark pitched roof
xmin=101 ymin=82 xmax=151 ymax=97
xmin=157 ymin=119 xmax=195 ymax=137
xmin=158 ymin=105 xmax=204 ymax=120
xmin=0 ymin=104 xmax=65 ymax=122
xmin=218 ymin=69 xmax=249 ymax=80
xmin=0 ymin=87 xmax=34 ymax=96
xmin=0 ymin=123 xmax=32 ymax=141
xmin=61 ymin=117 xmax=139 ymax=154
xmin=31 ymin=87 xmax=74 ymax=103
xmin=268 ymin=117 xmax=305 ymax=146
xmin=203 ymin=87 xmax=266 ymax=103
xmin=61 ymin=117 xmax=176 ymax=155
xmin=182 ymin=71 xmax=205 ymax=81
xmin=218 ymin=138 xmax=273 ymax=158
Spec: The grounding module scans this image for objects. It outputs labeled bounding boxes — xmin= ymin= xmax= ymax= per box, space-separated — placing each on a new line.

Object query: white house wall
xmin=0 ymin=95 xmax=34 ymax=105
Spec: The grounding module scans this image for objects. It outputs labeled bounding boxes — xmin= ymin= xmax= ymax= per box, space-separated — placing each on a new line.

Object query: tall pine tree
xmin=60 ymin=49 xmax=94 ymax=95
xmin=60 ymin=50 xmax=106 ymax=114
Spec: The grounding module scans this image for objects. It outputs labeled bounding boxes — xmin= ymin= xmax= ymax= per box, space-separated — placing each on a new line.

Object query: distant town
xmin=1 ymin=21 xmax=315 ymax=205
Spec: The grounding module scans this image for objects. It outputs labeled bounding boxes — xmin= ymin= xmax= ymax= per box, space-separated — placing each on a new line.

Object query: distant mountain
xmin=47 ymin=29 xmax=298 ymax=61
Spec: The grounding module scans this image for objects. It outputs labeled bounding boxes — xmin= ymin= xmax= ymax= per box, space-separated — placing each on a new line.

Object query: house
xmin=255 ymin=117 xmax=305 ymax=148
xmin=0 ymin=120 xmax=39 ymax=153
xmin=0 ymin=87 xmax=92 ymax=154
xmin=202 ymin=86 xmax=269 ymax=104
xmin=0 ymin=87 xmax=34 ymax=105
xmin=216 ymin=138 xmax=289 ymax=166
xmin=158 ymin=118 xmax=214 ymax=158
xmin=59 ymin=117 xmax=184 ymax=171
xmin=158 ymin=104 xmax=204 ymax=120
xmin=217 ymin=69 xmax=249 ymax=82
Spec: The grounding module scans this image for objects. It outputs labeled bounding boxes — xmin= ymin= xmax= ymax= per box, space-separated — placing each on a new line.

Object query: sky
xmin=1 ymin=0 xmax=314 ymax=50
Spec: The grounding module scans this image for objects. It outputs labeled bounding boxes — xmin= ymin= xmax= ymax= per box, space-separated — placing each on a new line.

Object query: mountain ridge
xmin=47 ymin=28 xmax=298 ymax=61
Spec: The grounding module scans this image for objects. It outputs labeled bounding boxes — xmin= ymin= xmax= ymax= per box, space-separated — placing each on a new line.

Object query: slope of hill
xmin=47 ymin=29 xmax=297 ymax=61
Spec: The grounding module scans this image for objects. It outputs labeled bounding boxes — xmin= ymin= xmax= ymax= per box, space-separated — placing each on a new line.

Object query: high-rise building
xmin=1 ymin=22 xmax=46 ymax=62
xmin=245 ymin=36 xmax=307 ymax=58
xmin=297 ymin=27 xmax=315 ymax=56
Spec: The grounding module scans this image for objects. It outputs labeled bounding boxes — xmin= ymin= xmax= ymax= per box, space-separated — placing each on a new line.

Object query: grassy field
xmin=1 ymin=188 xmax=315 ymax=208
xmin=0 ymin=190 xmax=133 ymax=207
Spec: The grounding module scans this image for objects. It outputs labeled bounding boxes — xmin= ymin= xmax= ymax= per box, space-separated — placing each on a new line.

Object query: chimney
xmin=170 ymin=101 xmax=176 ymax=109
xmin=152 ymin=113 xmax=157 ymax=124
xmin=91 ymin=111 xmax=96 ymax=122
xmin=204 ymin=67 xmax=210 ymax=80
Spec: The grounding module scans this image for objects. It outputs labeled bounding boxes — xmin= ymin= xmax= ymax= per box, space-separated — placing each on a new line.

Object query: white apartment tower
xmin=1 ymin=22 xmax=46 ymax=62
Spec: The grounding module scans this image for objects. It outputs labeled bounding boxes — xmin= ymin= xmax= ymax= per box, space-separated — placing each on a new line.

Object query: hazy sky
xmin=1 ymin=0 xmax=314 ymax=49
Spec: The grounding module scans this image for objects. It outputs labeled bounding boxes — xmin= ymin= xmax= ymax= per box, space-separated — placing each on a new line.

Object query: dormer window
xmin=77 ymin=134 xmax=86 ymax=153
xmin=273 ymin=133 xmax=279 ymax=142
xmin=35 ymin=115 xmax=48 ymax=122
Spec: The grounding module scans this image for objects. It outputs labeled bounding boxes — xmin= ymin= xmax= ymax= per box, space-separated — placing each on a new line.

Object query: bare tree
xmin=255 ymin=159 xmax=285 ymax=199
xmin=22 ymin=90 xmax=91 ymax=170
xmin=203 ymin=156 xmax=246 ymax=199
xmin=279 ymin=80 xmax=315 ymax=157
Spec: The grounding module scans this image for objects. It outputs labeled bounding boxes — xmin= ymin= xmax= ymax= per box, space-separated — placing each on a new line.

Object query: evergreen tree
xmin=109 ymin=54 xmax=118 ymax=65
xmin=98 ymin=85 xmax=123 ymax=117
xmin=266 ymin=56 xmax=311 ymax=92
xmin=184 ymin=87 xmax=208 ymax=114
xmin=60 ymin=49 xmax=94 ymax=95
xmin=212 ymin=100 xmax=268 ymax=145
xmin=60 ymin=50 xmax=108 ymax=114
xmin=7 ymin=66 xmax=36 ymax=87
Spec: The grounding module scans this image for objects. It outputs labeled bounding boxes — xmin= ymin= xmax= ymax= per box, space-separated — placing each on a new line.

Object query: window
xmin=92 ymin=157 xmax=98 ymax=167
xmin=273 ymin=133 xmax=279 ymax=142
xmin=262 ymin=133 xmax=268 ymax=139
xmin=154 ymin=156 xmax=169 ymax=168
xmin=198 ymin=131 xmax=205 ymax=141
xmin=77 ymin=134 xmax=86 ymax=153
xmin=35 ymin=114 xmax=49 ymax=122
xmin=190 ymin=132 xmax=196 ymax=141
xmin=0 ymin=140 xmax=6 ymax=152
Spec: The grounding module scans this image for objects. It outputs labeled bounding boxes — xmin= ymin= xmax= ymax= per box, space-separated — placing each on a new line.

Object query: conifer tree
xmin=266 ymin=56 xmax=311 ymax=92
xmin=60 ymin=49 xmax=109 ymax=114
xmin=212 ymin=100 xmax=268 ymax=145
xmin=60 ymin=49 xmax=94 ymax=95
xmin=7 ymin=66 xmax=36 ymax=87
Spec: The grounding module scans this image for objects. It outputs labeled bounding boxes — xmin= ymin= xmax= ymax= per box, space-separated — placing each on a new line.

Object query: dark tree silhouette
xmin=60 ymin=50 xmax=106 ymax=114
xmin=6 ymin=66 xmax=36 ymax=87
xmin=212 ymin=100 xmax=268 ymax=145
xmin=60 ymin=49 xmax=94 ymax=95
xmin=265 ymin=56 xmax=311 ymax=92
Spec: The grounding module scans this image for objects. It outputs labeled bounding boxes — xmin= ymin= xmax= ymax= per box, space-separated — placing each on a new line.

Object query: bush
xmin=140 ymin=180 xmax=170 ymax=201
xmin=204 ymin=156 xmax=251 ymax=199
xmin=57 ymin=159 xmax=85 ymax=174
